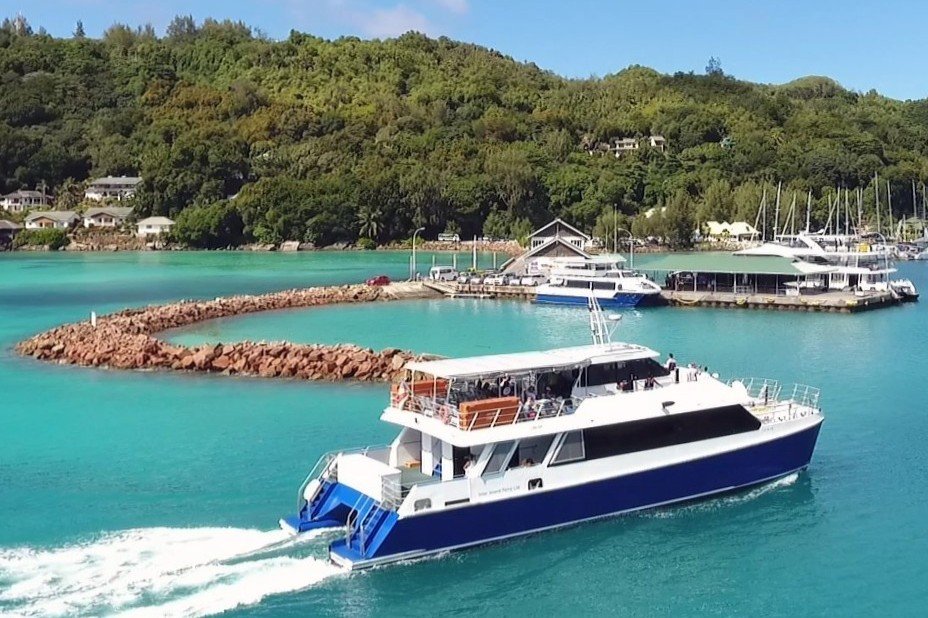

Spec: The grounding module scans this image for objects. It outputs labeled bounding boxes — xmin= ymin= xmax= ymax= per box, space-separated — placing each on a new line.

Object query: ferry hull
xmin=327 ymin=421 xmax=822 ymax=569
xmin=536 ymin=292 xmax=664 ymax=308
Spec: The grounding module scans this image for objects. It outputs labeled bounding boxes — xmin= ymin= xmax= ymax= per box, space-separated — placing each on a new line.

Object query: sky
xmin=11 ymin=0 xmax=928 ymax=100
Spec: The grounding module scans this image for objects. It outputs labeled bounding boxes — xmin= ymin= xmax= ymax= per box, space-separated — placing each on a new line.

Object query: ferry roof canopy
xmin=641 ymin=253 xmax=835 ymax=276
xmin=405 ymin=342 xmax=658 ymax=379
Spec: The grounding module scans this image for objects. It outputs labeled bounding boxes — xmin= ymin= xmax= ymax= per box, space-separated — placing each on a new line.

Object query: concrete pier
xmin=661 ymin=289 xmax=899 ymax=312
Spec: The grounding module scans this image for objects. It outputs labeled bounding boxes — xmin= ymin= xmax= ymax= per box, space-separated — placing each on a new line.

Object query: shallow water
xmin=1 ymin=251 xmax=927 ymax=616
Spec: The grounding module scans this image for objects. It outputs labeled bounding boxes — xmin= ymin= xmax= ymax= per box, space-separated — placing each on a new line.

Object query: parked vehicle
xmin=429 ymin=266 xmax=458 ymax=282
xmin=519 ymin=274 xmax=547 ymax=286
xmin=437 ymin=233 xmax=460 ymax=243
xmin=366 ymin=275 xmax=391 ymax=286
xmin=483 ymin=273 xmax=506 ymax=286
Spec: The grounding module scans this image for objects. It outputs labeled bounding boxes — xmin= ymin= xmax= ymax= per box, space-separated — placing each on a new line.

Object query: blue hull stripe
xmin=537 ymin=293 xmax=642 ymax=308
xmin=357 ymin=423 xmax=821 ymax=565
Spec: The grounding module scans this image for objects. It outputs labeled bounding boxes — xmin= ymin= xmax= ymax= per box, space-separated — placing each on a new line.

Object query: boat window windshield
xmin=551 ymin=431 xmax=585 ymax=465
xmin=517 ymin=435 xmax=556 ymax=466
xmin=483 ymin=441 xmax=517 ymax=476
xmin=592 ymin=281 xmax=615 ymax=291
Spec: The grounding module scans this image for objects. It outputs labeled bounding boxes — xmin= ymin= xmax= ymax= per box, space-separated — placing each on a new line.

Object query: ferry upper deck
xmin=382 ymin=343 xmax=817 ymax=447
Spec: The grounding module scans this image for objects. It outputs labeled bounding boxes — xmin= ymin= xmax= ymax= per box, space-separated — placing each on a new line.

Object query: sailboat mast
xmin=857 ymin=188 xmax=863 ymax=233
xmin=875 ymin=173 xmax=881 ymax=235
xmin=773 ymin=181 xmax=782 ymax=238
xmin=805 ymin=189 xmax=812 ymax=233
xmin=887 ymin=181 xmax=894 ymax=240
xmin=844 ymin=187 xmax=849 ymax=236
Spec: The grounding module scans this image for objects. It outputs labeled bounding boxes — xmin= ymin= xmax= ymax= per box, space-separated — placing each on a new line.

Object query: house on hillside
xmin=136 ymin=216 xmax=174 ymax=238
xmin=528 ymin=218 xmax=590 ymax=251
xmin=1 ymin=189 xmax=51 ymax=213
xmin=83 ymin=206 xmax=134 ymax=228
xmin=0 ymin=219 xmax=21 ymax=248
xmin=25 ymin=211 xmax=80 ymax=230
xmin=612 ymin=137 xmax=639 ymax=157
xmin=648 ymin=135 xmax=667 ymax=151
xmin=85 ymin=176 xmax=142 ymax=201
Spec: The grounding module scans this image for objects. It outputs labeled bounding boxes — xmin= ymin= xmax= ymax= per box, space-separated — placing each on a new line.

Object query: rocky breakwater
xmin=17 ymin=284 xmax=426 ymax=382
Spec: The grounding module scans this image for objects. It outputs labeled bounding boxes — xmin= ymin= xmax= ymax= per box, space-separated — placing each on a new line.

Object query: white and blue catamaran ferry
xmin=280 ymin=306 xmax=823 ymax=570
xmin=535 ymin=257 xmax=664 ymax=308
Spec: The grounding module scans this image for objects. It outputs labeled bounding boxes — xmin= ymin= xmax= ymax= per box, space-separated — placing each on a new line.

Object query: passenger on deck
xmin=665 ymin=353 xmax=677 ymax=371
xmin=521 ymin=458 xmax=535 ymax=467
xmin=644 ymin=376 xmax=656 ymax=390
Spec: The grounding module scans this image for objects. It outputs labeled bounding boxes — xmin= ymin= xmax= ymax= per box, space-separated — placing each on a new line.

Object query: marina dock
xmin=660 ymin=289 xmax=899 ymax=312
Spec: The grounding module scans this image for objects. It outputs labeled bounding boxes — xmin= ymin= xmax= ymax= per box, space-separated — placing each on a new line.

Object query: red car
xmin=366 ymin=275 xmax=391 ymax=286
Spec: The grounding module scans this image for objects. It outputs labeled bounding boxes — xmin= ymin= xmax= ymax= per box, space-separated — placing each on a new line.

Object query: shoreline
xmin=16 ymin=282 xmax=440 ymax=382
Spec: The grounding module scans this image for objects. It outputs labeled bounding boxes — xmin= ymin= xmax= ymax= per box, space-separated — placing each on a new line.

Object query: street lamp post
xmin=411 ymin=227 xmax=425 ymax=280
xmin=616 ymin=228 xmax=634 ymax=269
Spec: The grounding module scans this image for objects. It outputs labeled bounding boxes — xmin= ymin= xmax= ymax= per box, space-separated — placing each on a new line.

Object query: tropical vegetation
xmin=3 ymin=14 xmax=928 ymax=248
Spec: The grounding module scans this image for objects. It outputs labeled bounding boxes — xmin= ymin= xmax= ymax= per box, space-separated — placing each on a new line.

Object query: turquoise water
xmin=1 ymin=251 xmax=927 ymax=616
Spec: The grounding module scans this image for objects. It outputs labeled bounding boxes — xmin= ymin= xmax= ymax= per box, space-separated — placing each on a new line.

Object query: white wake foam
xmin=0 ymin=527 xmax=345 ymax=617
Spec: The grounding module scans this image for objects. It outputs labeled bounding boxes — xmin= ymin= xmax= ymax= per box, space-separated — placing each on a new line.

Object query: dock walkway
xmin=661 ymin=289 xmax=898 ymax=312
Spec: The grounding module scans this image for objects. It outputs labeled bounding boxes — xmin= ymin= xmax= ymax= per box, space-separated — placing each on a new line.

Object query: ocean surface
xmin=1 ymin=250 xmax=927 ymax=617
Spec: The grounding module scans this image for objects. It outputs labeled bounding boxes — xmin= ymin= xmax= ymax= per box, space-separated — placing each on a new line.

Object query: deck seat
xmin=459 ymin=397 xmax=520 ymax=430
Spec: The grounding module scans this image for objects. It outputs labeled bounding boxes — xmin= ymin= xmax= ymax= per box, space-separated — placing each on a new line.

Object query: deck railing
xmin=296 ymin=443 xmax=391 ymax=510
xmin=398 ymin=392 xmax=577 ymax=430
xmin=731 ymin=377 xmax=821 ymax=423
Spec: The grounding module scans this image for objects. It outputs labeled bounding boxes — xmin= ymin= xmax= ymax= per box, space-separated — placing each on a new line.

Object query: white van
xmin=429 ymin=266 xmax=458 ymax=282
xmin=437 ymin=233 xmax=460 ymax=242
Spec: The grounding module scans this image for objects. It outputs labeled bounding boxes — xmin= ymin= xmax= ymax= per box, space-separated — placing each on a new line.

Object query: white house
xmin=85 ymin=176 xmax=142 ymax=201
xmin=25 ymin=211 xmax=80 ymax=230
xmin=649 ymin=135 xmax=667 ymax=151
xmin=136 ymin=216 xmax=174 ymax=238
xmin=1 ymin=189 xmax=51 ymax=213
xmin=701 ymin=220 xmax=759 ymax=242
xmin=612 ymin=137 xmax=639 ymax=157
xmin=83 ymin=206 xmax=134 ymax=228
xmin=528 ymin=218 xmax=590 ymax=251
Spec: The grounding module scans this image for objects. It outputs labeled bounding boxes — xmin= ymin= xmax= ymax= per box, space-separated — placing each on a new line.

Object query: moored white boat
xmin=535 ymin=256 xmax=664 ymax=308
xmin=279 ymin=305 xmax=824 ymax=570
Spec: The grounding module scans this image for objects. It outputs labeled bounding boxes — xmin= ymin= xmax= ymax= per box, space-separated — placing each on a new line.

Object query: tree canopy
xmin=2 ymin=16 xmax=928 ymax=247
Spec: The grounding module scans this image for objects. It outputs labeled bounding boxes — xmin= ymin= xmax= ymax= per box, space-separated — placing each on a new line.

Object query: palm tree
xmin=357 ymin=205 xmax=383 ymax=240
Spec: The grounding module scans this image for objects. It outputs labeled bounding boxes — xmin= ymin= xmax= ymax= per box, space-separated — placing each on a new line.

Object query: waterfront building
xmin=83 ymin=207 xmax=134 ymax=228
xmin=502 ymin=218 xmax=591 ymax=275
xmin=1 ymin=189 xmax=51 ymax=213
xmin=0 ymin=219 xmax=21 ymax=247
xmin=24 ymin=211 xmax=80 ymax=230
xmin=136 ymin=216 xmax=174 ymax=238
xmin=641 ymin=253 xmax=835 ymax=296
xmin=84 ymin=176 xmax=142 ymax=202
xmin=528 ymin=218 xmax=590 ymax=251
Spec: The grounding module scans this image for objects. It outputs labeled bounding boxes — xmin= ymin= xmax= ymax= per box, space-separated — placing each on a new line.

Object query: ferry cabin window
xmin=583 ymin=359 xmax=669 ymax=387
xmin=551 ymin=431 xmax=585 ymax=465
xmin=517 ymin=435 xmax=556 ymax=466
xmin=566 ymin=280 xmax=590 ymax=289
xmin=483 ymin=441 xmax=517 ymax=476
xmin=582 ymin=405 xmax=761 ymax=460
xmin=592 ymin=281 xmax=615 ymax=291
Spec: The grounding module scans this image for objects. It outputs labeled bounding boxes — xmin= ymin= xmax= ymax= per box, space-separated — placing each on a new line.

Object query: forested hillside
xmin=3 ymin=15 xmax=928 ymax=247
